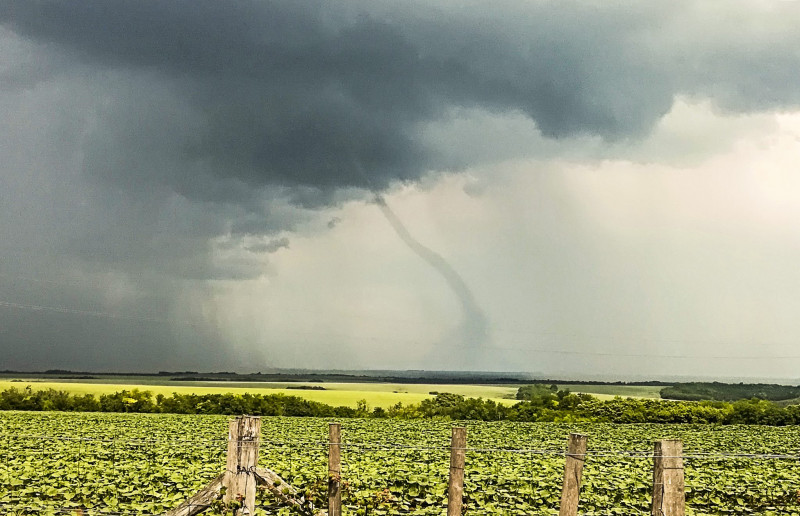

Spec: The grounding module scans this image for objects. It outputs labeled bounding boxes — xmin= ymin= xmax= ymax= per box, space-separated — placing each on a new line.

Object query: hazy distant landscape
xmin=3 ymin=370 xmax=799 ymax=409
xmin=0 ymin=369 xmax=642 ymax=408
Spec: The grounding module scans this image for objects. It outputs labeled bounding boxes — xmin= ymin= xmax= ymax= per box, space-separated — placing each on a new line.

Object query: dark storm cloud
xmin=3 ymin=0 xmax=800 ymax=372
xmin=4 ymin=0 xmax=799 ymax=202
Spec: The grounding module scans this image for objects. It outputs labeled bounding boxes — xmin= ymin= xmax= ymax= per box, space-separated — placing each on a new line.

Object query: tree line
xmin=660 ymin=382 xmax=800 ymax=402
xmin=2 ymin=385 xmax=800 ymax=425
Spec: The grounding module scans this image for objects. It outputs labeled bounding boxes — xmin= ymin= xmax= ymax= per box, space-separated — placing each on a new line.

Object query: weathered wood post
xmin=651 ymin=439 xmax=685 ymax=516
xmin=328 ymin=422 xmax=342 ymax=516
xmin=164 ymin=474 xmax=226 ymax=516
xmin=224 ymin=416 xmax=261 ymax=515
xmin=559 ymin=433 xmax=588 ymax=516
xmin=447 ymin=426 xmax=467 ymax=516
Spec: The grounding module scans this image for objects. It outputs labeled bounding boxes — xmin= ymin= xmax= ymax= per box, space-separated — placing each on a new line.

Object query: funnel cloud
xmin=374 ymin=195 xmax=489 ymax=358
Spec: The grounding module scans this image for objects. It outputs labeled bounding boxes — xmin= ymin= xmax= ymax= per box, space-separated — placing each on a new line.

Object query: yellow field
xmin=0 ymin=380 xmax=518 ymax=409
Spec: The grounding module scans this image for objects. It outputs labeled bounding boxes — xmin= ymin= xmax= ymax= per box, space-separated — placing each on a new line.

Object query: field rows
xmin=1 ymin=412 xmax=800 ymax=514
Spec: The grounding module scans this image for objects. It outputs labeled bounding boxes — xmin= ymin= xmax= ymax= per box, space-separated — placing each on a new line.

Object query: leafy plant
xmin=3 ymin=412 xmax=800 ymax=514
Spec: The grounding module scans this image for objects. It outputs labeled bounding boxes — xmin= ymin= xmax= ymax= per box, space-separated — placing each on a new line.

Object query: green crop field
xmin=2 ymin=411 xmax=800 ymax=515
xmin=0 ymin=379 xmax=519 ymax=409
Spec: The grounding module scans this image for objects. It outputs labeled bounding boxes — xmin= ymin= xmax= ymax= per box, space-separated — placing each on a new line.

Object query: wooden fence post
xmin=224 ymin=416 xmax=261 ymax=515
xmin=447 ymin=426 xmax=467 ymax=516
xmin=559 ymin=433 xmax=588 ymax=516
xmin=651 ymin=439 xmax=685 ymax=516
xmin=328 ymin=422 xmax=342 ymax=516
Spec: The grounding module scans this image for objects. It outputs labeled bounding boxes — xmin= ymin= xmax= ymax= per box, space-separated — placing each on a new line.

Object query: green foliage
xmin=661 ymin=382 xmax=800 ymax=402
xmin=4 ymin=386 xmax=800 ymax=426
xmin=99 ymin=389 xmax=156 ymax=412
xmin=3 ymin=413 xmax=800 ymax=514
xmin=515 ymin=384 xmax=557 ymax=400
xmin=0 ymin=387 xmax=361 ymax=418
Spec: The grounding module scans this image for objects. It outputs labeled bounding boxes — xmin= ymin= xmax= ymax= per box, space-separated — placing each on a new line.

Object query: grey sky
xmin=1 ymin=1 xmax=800 ymax=377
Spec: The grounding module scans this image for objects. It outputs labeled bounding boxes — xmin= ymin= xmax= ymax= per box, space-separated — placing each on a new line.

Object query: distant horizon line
xmin=1 ymin=368 xmax=798 ymax=386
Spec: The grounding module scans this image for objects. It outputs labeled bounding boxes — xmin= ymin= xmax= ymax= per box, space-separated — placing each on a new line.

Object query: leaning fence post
xmin=224 ymin=416 xmax=261 ymax=515
xmin=651 ymin=439 xmax=685 ymax=516
xmin=328 ymin=422 xmax=342 ymax=516
xmin=559 ymin=433 xmax=588 ymax=516
xmin=447 ymin=426 xmax=467 ymax=516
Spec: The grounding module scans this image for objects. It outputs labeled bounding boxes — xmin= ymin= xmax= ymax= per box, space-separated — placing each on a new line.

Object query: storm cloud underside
xmin=2 ymin=1 xmax=800 ymax=373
